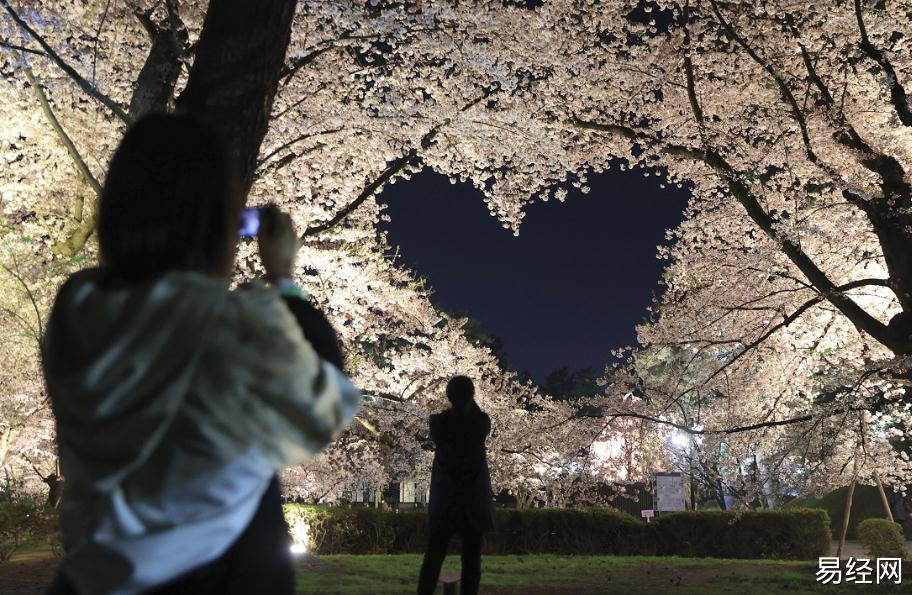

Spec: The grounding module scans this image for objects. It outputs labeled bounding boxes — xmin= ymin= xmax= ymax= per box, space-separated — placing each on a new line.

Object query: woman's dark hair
xmin=98 ymin=113 xmax=237 ymax=282
xmin=446 ymin=375 xmax=475 ymax=406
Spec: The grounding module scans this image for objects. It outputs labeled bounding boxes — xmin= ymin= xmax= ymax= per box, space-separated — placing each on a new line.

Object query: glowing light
xmin=289 ymin=519 xmax=310 ymax=555
xmin=670 ymin=432 xmax=690 ymax=449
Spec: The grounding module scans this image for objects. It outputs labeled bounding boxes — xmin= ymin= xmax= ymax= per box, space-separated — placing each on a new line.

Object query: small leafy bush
xmin=857 ymin=518 xmax=908 ymax=559
xmin=0 ymin=500 xmax=58 ymax=562
xmin=283 ymin=505 xmax=395 ymax=554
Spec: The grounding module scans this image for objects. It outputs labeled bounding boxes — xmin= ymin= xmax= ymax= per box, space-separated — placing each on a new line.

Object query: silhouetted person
xmin=42 ymin=113 xmax=360 ymax=595
xmin=417 ymin=376 xmax=495 ymax=595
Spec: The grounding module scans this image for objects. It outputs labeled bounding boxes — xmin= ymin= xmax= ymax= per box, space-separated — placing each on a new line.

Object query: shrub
xmin=0 ymin=500 xmax=59 ymax=562
xmin=857 ymin=519 xmax=908 ymax=559
xmin=387 ymin=510 xmax=427 ymax=553
xmin=282 ymin=505 xmax=830 ymax=560
xmin=283 ymin=505 xmax=653 ymax=556
xmin=652 ymin=508 xmax=830 ymax=560
xmin=784 ymin=486 xmax=911 ymax=539
xmin=283 ymin=504 xmax=395 ymax=554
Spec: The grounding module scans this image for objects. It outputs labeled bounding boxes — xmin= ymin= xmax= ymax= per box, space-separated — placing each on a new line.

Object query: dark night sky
xmin=378 ymin=169 xmax=689 ymax=382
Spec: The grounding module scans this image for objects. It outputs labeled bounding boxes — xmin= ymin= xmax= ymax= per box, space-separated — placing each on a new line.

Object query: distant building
xmin=343 ymin=478 xmax=428 ymax=509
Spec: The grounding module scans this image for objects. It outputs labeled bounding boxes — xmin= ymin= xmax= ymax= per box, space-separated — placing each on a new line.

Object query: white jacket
xmin=42 ymin=268 xmax=361 ymax=594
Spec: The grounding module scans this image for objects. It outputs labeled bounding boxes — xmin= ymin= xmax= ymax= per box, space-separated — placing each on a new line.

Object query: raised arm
xmin=190 ymin=285 xmax=360 ymax=470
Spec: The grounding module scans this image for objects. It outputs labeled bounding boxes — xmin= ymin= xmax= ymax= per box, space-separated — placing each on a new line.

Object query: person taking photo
xmin=42 ymin=113 xmax=360 ymax=595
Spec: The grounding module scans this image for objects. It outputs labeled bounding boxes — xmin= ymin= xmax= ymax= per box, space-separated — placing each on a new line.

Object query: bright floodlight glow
xmin=290 ymin=518 xmax=310 ymax=555
xmin=670 ymin=432 xmax=689 ymax=449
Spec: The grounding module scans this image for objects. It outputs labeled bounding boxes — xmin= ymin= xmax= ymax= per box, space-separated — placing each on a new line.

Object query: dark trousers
xmin=47 ymin=476 xmax=293 ymax=595
xmin=417 ymin=521 xmax=483 ymax=595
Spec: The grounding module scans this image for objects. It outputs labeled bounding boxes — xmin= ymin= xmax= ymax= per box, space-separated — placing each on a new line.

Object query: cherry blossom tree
xmin=583 ymin=0 xmax=912 ymax=503
xmin=10 ymin=0 xmax=908 ymax=508
xmin=0 ymin=0 xmax=627 ymax=504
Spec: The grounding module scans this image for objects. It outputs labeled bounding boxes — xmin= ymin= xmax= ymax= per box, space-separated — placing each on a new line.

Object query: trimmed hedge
xmin=652 ymin=509 xmax=830 ymax=560
xmin=282 ymin=505 xmax=830 ymax=560
xmin=282 ymin=506 xmax=649 ymax=555
xmin=486 ymin=508 xmax=653 ymax=555
xmin=283 ymin=505 xmax=396 ymax=554
xmin=0 ymin=501 xmax=832 ymax=561
xmin=857 ymin=519 xmax=908 ymax=559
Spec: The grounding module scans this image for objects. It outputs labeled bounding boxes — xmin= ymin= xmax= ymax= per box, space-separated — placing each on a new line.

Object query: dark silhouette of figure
xmin=417 ymin=376 xmax=495 ymax=595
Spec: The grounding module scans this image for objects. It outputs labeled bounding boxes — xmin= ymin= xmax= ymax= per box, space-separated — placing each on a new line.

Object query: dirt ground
xmin=0 ymin=551 xmax=339 ymax=595
xmin=0 ymin=550 xmax=59 ymax=595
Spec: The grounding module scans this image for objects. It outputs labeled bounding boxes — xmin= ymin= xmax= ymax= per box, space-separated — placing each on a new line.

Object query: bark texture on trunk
xmin=176 ymin=0 xmax=297 ymax=194
xmin=129 ymin=1 xmax=187 ymax=119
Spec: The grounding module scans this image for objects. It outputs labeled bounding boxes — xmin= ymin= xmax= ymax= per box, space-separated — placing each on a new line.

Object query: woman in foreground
xmin=42 ymin=113 xmax=360 ymax=594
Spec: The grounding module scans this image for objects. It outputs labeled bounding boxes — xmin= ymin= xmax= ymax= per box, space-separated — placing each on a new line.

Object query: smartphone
xmin=239 ymin=207 xmax=261 ymax=237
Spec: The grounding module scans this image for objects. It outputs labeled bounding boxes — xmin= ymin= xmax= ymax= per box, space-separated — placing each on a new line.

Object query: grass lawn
xmin=2 ymin=547 xmax=908 ymax=594
xmin=295 ymin=554 xmax=912 ymax=594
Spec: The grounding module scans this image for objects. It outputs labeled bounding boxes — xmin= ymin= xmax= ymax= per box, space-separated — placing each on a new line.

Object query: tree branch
xmin=255 ymin=126 xmax=344 ymax=170
xmin=279 ymin=45 xmax=334 ymax=85
xmin=690 ymin=278 xmax=889 ymax=389
xmin=297 ymin=86 xmax=497 ymax=238
xmin=300 ymin=122 xmax=446 ymax=239
xmin=128 ymin=0 xmax=187 ymax=119
xmin=598 ymin=396 xmax=892 ymax=436
xmin=22 ymin=64 xmax=102 ymax=197
xmin=0 ymin=262 xmax=42 ymax=337
xmin=21 ymin=61 xmax=101 ymax=256
xmin=91 ymin=0 xmax=114 ymax=84
xmin=783 ymin=13 xmax=912 ymax=309
xmin=0 ymin=39 xmax=43 ymax=55
xmin=854 ymin=0 xmax=912 ymax=126
xmin=132 ymin=6 xmax=159 ymax=39
xmin=1 ymin=0 xmax=130 ymax=124
xmin=786 ymin=16 xmax=871 ymax=154
xmin=361 ymin=389 xmax=407 ymax=403
xmin=708 ymin=0 xmax=818 ymax=163
xmin=582 ymin=122 xmax=902 ymax=350
xmin=681 ymin=3 xmax=706 ymax=139
xmin=571 ymin=33 xmax=908 ymax=355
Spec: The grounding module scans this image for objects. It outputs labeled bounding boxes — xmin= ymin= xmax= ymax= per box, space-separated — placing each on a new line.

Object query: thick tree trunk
xmin=837 ymin=479 xmax=856 ymax=558
xmin=689 ymin=470 xmax=697 ymax=510
xmin=515 ymin=488 xmax=533 ymax=510
xmin=715 ymin=479 xmax=727 ymax=510
xmin=129 ymin=1 xmax=187 ymax=119
xmin=176 ymin=0 xmax=297 ymax=194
